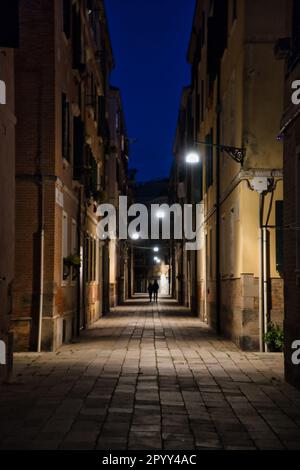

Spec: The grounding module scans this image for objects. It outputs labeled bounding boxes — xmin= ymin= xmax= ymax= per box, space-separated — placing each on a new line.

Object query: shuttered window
xmin=292 ymin=0 xmax=300 ymax=56
xmin=63 ymin=0 xmax=71 ymax=39
xmin=297 ymin=149 xmax=300 ymax=271
xmin=73 ymin=116 xmax=84 ymax=180
xmin=62 ymin=93 xmax=70 ymax=161
xmin=201 ymin=12 xmax=206 ymax=47
xmin=86 ymin=148 xmax=98 ymax=195
xmin=98 ymin=95 xmax=106 ymax=135
xmin=72 ymin=3 xmax=82 ymax=69
xmin=232 ymin=0 xmax=237 ymax=22
xmin=0 ymin=0 xmax=19 ymax=48
xmin=275 ymin=201 xmax=284 ymax=274
xmin=62 ymin=212 xmax=68 ymax=259
xmin=205 ymin=130 xmax=214 ymax=190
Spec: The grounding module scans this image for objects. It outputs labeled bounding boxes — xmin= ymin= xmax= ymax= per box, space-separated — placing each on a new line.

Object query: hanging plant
xmin=92 ymin=189 xmax=107 ymax=204
xmin=64 ymin=254 xmax=81 ymax=268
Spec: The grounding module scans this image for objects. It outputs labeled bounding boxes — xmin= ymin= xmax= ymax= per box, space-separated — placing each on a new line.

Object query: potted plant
xmin=264 ymin=322 xmax=284 ymax=352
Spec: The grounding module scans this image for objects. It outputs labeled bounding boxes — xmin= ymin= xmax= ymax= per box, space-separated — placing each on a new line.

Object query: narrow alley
xmin=1 ymin=296 xmax=300 ymax=451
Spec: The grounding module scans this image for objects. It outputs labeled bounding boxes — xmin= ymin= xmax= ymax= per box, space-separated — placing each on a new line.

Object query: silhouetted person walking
xmin=147 ymin=281 xmax=153 ymax=302
xmin=153 ymin=280 xmax=159 ymax=302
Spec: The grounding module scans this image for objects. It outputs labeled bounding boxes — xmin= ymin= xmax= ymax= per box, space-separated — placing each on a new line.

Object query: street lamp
xmin=185 ymin=151 xmax=200 ymax=164
xmin=153 ymin=247 xmax=159 ymax=253
xmin=185 ymin=141 xmax=246 ymax=166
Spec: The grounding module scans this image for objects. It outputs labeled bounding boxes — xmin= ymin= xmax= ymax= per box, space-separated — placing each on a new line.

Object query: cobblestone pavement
xmin=1 ymin=296 xmax=300 ymax=450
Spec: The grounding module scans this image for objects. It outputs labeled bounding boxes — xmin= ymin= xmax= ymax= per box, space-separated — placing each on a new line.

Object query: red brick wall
xmin=12 ymin=0 xmax=115 ymax=351
xmin=220 ymin=275 xmax=284 ymax=351
xmin=13 ymin=0 xmax=56 ymax=350
xmin=0 ymin=48 xmax=15 ymax=381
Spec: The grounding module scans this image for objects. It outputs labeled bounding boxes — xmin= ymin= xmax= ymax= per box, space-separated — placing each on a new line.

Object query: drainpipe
xmin=258 ymin=193 xmax=265 ymax=352
xmin=215 ymin=73 xmax=221 ymax=335
xmin=37 ymin=176 xmax=45 ymax=353
xmin=76 ymin=186 xmax=82 ymax=336
xmin=36 ymin=74 xmax=44 ymax=353
xmin=263 ymin=226 xmax=269 ymax=351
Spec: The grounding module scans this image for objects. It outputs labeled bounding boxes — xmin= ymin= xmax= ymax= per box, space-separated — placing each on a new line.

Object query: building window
xmin=200 ymin=80 xmax=204 ymax=122
xmin=72 ymin=3 xmax=82 ymax=69
xmin=97 ymin=95 xmax=106 ymax=136
xmin=209 ymin=228 xmax=213 ymax=280
xmin=84 ymin=236 xmax=89 ymax=283
xmin=89 ymin=237 xmax=93 ymax=282
xmin=221 ymin=215 xmax=226 ymax=276
xmin=62 ymin=212 xmax=68 ymax=259
xmin=205 ymin=129 xmax=214 ymax=190
xmin=63 ymin=0 xmax=71 ymax=39
xmin=62 ymin=212 xmax=69 ymax=281
xmin=292 ymin=0 xmax=300 ymax=58
xmin=275 ymin=201 xmax=284 ymax=274
xmin=0 ymin=0 xmax=19 ymax=48
xmin=84 ymin=235 xmax=95 ymax=284
xmin=85 ymin=237 xmax=97 ymax=283
xmin=86 ymin=149 xmax=99 ymax=196
xmin=201 ymin=11 xmax=206 ymax=47
xmin=296 ymin=149 xmax=300 ymax=271
xmin=229 ymin=207 xmax=235 ymax=275
xmin=195 ymin=85 xmax=200 ymax=133
xmin=232 ymin=0 xmax=237 ymax=22
xmin=194 ymin=162 xmax=203 ymax=203
xmin=95 ymin=240 xmax=98 ymax=282
xmin=96 ymin=240 xmax=100 ymax=283
xmin=73 ymin=116 xmax=84 ymax=180
xmin=86 ymin=237 xmax=97 ymax=283
xmin=71 ymin=219 xmax=78 ymax=281
xmin=71 ymin=219 xmax=77 ymax=255
xmin=62 ymin=93 xmax=70 ymax=161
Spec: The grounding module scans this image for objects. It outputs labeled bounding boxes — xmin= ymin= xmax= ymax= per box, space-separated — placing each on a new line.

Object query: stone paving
xmin=1 ymin=296 xmax=300 ymax=450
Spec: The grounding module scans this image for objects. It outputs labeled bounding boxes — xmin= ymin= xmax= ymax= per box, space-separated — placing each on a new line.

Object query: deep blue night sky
xmin=105 ymin=0 xmax=196 ymax=182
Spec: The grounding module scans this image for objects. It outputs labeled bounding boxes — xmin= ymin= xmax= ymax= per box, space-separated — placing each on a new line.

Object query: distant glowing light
xmin=153 ymin=247 xmax=159 ymax=253
xmin=185 ymin=152 xmax=200 ymax=164
xmin=131 ymin=232 xmax=140 ymax=240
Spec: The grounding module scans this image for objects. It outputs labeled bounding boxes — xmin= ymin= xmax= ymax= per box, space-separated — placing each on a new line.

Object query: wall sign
xmin=0 ymin=340 xmax=6 ymax=365
xmin=0 ymin=80 xmax=6 ymax=104
xmin=292 ymin=80 xmax=300 ymax=105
